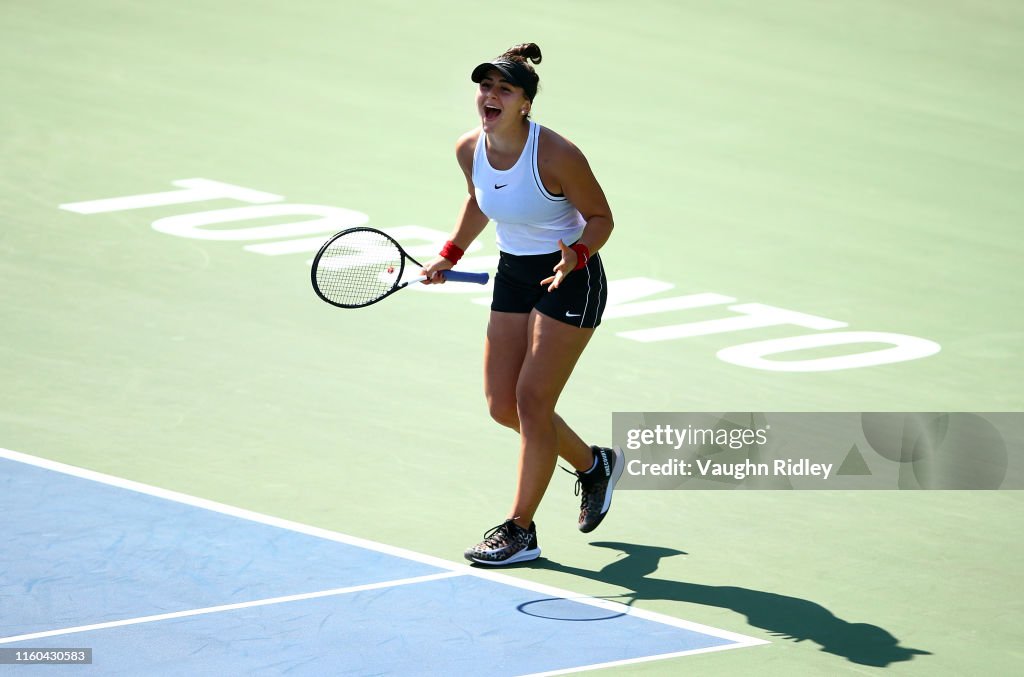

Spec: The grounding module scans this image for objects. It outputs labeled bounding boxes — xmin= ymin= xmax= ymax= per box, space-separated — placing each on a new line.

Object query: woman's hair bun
xmin=502 ymin=43 xmax=542 ymax=65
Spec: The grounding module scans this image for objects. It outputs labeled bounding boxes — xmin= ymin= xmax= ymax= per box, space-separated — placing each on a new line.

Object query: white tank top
xmin=472 ymin=121 xmax=586 ymax=255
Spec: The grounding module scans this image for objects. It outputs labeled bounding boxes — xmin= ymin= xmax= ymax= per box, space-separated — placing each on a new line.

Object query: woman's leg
xmin=484 ymin=311 xmax=530 ymax=431
xmin=507 ymin=310 xmax=595 ymax=527
xmin=484 ymin=311 xmax=595 ymax=474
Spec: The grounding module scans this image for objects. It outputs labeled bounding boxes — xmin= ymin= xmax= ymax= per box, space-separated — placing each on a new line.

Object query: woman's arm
xmin=422 ymin=130 xmax=490 ymax=283
xmin=540 ymin=131 xmax=614 ymax=290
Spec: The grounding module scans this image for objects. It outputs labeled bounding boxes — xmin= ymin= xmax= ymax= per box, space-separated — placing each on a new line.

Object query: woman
xmin=422 ymin=43 xmax=623 ymax=565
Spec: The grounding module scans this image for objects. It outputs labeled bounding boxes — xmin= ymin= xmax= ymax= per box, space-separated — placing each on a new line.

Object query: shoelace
xmin=479 ymin=520 xmax=515 ymax=549
xmin=560 ymin=465 xmax=583 ymax=498
xmin=561 ymin=465 xmax=598 ymax=514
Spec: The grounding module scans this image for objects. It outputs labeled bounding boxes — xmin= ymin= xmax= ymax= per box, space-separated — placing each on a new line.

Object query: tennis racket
xmin=311 ymin=227 xmax=489 ymax=308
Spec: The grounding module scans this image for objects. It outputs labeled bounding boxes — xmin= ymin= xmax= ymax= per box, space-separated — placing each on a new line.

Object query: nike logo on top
xmin=494 ymin=184 xmax=508 ymax=190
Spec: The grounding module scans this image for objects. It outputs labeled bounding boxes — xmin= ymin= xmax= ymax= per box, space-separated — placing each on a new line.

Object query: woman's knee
xmin=487 ymin=396 xmax=520 ymax=430
xmin=515 ymin=384 xmax=556 ymax=425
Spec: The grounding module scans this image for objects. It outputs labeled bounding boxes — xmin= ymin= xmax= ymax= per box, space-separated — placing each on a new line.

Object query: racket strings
xmin=314 ymin=231 xmax=406 ymax=307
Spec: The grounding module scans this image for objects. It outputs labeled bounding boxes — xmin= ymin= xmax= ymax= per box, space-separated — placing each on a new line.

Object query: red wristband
xmin=569 ymin=243 xmax=590 ymax=271
xmin=439 ymin=240 xmax=464 ymax=265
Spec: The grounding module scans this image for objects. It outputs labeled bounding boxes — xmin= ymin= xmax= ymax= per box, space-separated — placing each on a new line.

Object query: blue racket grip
xmin=444 ymin=270 xmax=490 ymax=285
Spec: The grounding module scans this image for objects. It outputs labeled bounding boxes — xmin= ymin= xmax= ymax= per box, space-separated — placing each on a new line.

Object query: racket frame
xmin=311 ymin=227 xmax=488 ymax=309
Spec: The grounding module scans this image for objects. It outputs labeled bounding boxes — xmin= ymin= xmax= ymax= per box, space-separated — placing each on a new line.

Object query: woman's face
xmin=476 ymin=69 xmax=530 ymax=132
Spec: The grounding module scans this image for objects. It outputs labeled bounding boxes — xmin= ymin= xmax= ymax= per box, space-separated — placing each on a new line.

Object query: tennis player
xmin=422 ymin=43 xmax=623 ymax=565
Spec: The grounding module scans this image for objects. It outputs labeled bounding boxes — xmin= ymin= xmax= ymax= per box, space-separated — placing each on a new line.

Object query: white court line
xmin=524 ymin=643 xmax=768 ymax=677
xmin=0 ymin=572 xmax=462 ymax=645
xmin=0 ymin=447 xmax=769 ymax=670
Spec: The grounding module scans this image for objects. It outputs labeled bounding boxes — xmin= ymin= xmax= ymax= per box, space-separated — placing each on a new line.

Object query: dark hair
xmin=501 ymin=43 xmax=542 ymax=66
xmin=499 ymin=43 xmax=542 ymax=101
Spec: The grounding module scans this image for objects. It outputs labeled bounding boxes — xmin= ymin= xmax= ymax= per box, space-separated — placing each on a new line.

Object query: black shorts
xmin=491 ymin=249 xmax=608 ymax=329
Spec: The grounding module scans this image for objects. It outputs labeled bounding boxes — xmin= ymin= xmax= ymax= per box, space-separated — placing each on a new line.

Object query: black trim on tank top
xmin=531 ymin=123 xmax=567 ymax=202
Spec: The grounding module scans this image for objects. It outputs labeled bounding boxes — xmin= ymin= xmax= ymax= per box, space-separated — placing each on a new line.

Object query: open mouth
xmin=483 ymin=105 xmax=501 ymax=121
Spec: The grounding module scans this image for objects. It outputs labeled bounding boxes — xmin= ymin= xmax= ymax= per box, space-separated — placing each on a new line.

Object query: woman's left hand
xmin=540 ymin=239 xmax=577 ymax=292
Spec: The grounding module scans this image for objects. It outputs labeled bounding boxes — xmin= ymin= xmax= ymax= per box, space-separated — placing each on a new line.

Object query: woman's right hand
xmin=420 ymin=256 xmax=455 ymax=284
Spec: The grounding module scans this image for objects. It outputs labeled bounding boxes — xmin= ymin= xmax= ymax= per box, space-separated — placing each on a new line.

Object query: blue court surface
xmin=0 ymin=448 xmax=766 ymax=675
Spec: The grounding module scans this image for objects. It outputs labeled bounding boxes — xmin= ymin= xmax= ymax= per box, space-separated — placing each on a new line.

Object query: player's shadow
xmin=534 ymin=542 xmax=931 ymax=668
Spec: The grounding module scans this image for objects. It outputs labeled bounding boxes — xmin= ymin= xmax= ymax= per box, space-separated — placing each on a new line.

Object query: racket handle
xmin=443 ymin=270 xmax=490 ymax=285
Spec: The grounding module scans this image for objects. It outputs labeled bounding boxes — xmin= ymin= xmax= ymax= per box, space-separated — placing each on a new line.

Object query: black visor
xmin=471 ymin=59 xmax=537 ymax=100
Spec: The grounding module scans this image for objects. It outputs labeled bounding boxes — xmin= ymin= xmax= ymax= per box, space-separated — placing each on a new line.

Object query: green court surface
xmin=2 ymin=1 xmax=1023 ymax=674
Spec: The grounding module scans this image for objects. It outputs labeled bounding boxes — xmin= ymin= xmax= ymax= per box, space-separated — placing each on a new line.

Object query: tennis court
xmin=2 ymin=1 xmax=1022 ymax=675
xmin=2 ymin=448 xmax=766 ymax=674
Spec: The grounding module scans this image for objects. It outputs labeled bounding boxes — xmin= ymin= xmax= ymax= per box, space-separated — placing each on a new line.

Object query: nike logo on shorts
xmin=566 ymin=312 xmax=582 ymax=318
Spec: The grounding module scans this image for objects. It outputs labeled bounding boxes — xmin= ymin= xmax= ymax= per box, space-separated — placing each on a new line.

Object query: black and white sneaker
xmin=464 ymin=519 xmax=541 ymax=565
xmin=573 ymin=446 xmax=624 ymax=533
